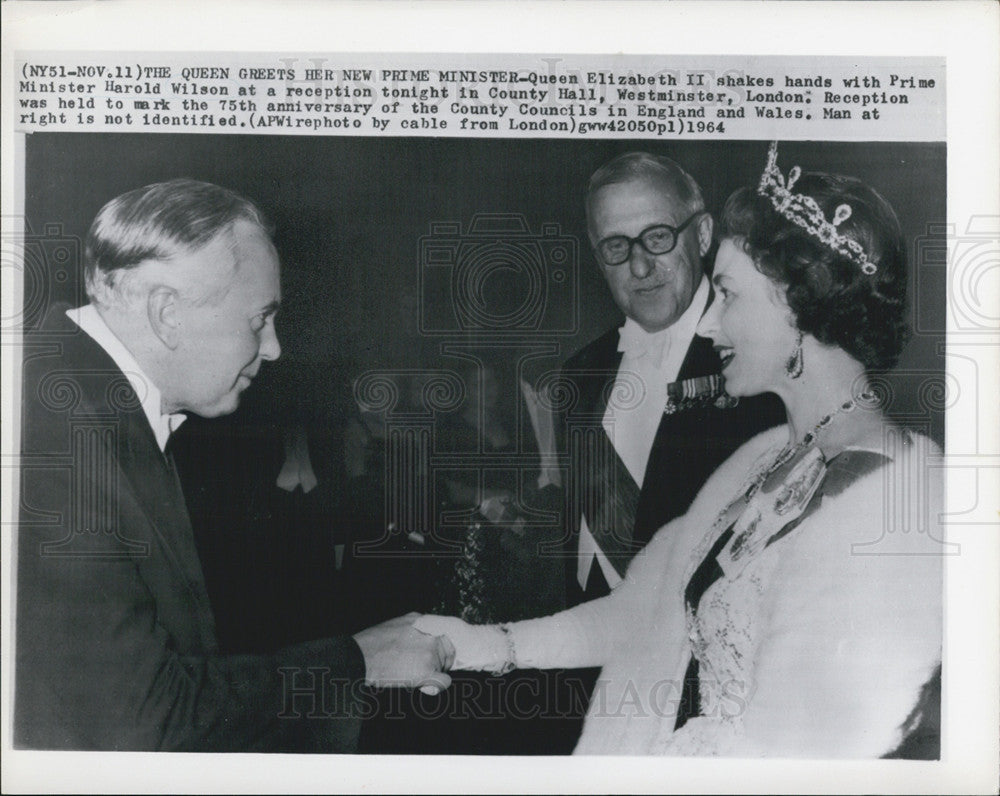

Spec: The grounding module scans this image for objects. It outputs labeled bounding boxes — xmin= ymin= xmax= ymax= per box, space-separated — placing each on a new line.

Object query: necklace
xmin=743 ymin=390 xmax=875 ymax=503
xmin=680 ymin=389 xmax=878 ymax=591
xmin=714 ymin=389 xmax=877 ymax=569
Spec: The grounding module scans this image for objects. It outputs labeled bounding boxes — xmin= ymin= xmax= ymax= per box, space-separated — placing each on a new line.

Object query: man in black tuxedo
xmin=537 ymin=153 xmax=784 ymax=752
xmin=15 ymin=179 xmax=452 ymax=751
xmin=562 ymin=152 xmax=784 ymax=603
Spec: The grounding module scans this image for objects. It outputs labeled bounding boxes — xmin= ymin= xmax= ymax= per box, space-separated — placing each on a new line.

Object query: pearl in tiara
xmin=757 ymin=142 xmax=877 ymax=275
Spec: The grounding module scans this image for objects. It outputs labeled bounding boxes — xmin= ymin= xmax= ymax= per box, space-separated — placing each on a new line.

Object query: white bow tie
xmin=617 ymin=322 xmax=671 ymax=363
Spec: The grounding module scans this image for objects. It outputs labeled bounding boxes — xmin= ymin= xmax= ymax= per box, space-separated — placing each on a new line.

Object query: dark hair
xmin=720 ymin=175 xmax=910 ymax=371
xmin=84 ymin=178 xmax=271 ymax=304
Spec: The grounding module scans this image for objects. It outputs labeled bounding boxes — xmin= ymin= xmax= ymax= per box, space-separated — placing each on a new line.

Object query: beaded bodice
xmin=653 ymin=442 xmax=821 ymax=754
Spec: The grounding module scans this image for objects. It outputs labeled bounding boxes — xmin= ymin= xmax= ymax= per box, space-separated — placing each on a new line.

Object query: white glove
xmin=413 ymin=615 xmax=510 ymax=672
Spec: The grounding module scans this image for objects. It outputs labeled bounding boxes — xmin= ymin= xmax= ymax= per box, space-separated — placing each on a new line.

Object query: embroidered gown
xmin=420 ymin=425 xmax=944 ymax=757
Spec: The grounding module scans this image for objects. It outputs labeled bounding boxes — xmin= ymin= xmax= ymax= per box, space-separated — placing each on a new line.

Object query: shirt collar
xmin=617 ymin=275 xmax=710 ymax=368
xmin=66 ymin=304 xmax=186 ymax=452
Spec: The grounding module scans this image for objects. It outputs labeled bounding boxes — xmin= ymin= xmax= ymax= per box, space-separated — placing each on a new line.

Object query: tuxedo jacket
xmin=560 ymin=324 xmax=785 ymax=596
xmin=14 ymin=307 xmax=365 ymax=751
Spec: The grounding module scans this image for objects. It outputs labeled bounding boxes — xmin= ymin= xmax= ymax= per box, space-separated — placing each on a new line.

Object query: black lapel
xmin=42 ymin=306 xmax=216 ymax=646
xmin=115 ymin=403 xmax=213 ymax=601
xmin=640 ymin=334 xmax=722 ymax=480
xmin=631 ymin=334 xmax=724 ymax=545
xmin=569 ymin=326 xmax=623 ymax=420
xmin=675 ymin=334 xmax=723 ymax=382
xmin=676 ymin=283 xmax=723 ymax=381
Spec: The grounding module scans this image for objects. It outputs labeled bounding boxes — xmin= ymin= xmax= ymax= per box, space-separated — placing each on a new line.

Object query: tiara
xmin=757 ymin=142 xmax=877 ymax=275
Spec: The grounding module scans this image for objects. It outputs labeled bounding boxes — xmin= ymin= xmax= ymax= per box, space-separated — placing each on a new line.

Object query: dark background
xmin=22 ymin=132 xmax=947 ymax=650
xmin=25 ymin=134 xmax=946 ymax=436
xmin=22 ymin=133 xmax=948 ymax=754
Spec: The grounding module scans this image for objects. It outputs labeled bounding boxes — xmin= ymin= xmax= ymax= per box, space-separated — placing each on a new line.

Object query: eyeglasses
xmin=594 ymin=211 xmax=702 ymax=266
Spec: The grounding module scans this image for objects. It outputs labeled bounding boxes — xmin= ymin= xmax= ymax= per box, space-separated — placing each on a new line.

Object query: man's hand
xmin=352 ymin=612 xmax=455 ymax=694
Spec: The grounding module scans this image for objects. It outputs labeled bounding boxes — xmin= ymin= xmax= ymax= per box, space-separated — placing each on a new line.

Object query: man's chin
xmin=633 ymin=312 xmax=680 ymax=334
xmin=189 ymin=392 xmax=242 ymax=419
xmin=628 ymin=300 xmax=684 ymax=333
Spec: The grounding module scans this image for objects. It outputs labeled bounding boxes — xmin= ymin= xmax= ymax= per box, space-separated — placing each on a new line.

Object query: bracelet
xmin=491 ymin=623 xmax=517 ymax=676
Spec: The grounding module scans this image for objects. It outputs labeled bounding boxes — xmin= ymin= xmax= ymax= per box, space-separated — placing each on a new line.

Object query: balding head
xmin=584 ymin=151 xmax=713 ymax=333
xmin=585 ymin=151 xmax=705 ymax=243
xmin=84 ymin=178 xmax=273 ymax=309
xmin=83 ymin=180 xmax=282 ymax=418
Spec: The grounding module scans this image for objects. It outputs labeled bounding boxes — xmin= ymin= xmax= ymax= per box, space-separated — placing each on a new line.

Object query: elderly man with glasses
xmin=533 ymin=152 xmax=784 ymax=752
xmin=562 ymin=151 xmax=785 ymax=605
xmin=535 ymin=152 xmax=785 ymax=749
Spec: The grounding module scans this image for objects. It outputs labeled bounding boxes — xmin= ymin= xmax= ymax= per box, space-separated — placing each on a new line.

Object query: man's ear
xmin=696 ymin=213 xmax=715 ymax=257
xmin=147 ymin=286 xmax=181 ymax=349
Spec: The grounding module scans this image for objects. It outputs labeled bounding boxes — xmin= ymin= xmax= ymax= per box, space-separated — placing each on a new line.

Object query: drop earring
xmin=785 ymin=330 xmax=804 ymax=379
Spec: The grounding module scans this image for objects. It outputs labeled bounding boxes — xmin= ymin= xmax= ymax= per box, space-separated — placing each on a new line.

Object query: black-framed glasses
xmin=594 ymin=211 xmax=702 ymax=266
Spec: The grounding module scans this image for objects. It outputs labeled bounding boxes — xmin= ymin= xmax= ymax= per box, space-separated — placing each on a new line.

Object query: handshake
xmin=352 ymin=613 xmax=507 ymax=694
xmin=352 ymin=613 xmax=457 ymax=695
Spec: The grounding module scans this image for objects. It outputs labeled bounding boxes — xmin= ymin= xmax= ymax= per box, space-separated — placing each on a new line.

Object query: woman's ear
xmin=768 ymin=277 xmax=794 ymax=313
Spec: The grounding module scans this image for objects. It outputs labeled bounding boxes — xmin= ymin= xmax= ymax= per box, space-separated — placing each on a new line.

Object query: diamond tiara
xmin=756 ymin=142 xmax=877 ymax=275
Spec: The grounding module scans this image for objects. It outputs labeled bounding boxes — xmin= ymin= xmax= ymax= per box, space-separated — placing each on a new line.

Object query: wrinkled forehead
xmin=172 ymin=218 xmax=274 ymax=266
xmin=587 ymin=174 xmax=689 ymax=236
xmin=176 ymin=219 xmax=279 ymax=302
xmin=229 ymin=218 xmax=279 ymax=264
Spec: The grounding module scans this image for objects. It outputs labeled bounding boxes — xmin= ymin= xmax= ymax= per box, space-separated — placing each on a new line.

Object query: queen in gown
xmin=416 ymin=143 xmax=943 ymax=758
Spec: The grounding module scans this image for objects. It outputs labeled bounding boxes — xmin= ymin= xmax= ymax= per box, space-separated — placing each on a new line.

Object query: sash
xmin=717 ymin=448 xmax=892 ymax=578
xmin=572 ymin=424 xmax=642 ymax=578
xmin=573 ymin=370 xmax=739 ymax=577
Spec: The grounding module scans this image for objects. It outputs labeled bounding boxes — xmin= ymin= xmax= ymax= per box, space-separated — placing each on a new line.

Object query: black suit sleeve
xmin=15 ymin=326 xmax=367 ymax=752
xmin=15 ymin=453 xmax=367 ymax=752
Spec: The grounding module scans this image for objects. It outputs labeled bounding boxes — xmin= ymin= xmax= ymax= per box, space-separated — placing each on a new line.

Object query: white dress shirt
xmin=67 ymin=304 xmax=186 ymax=452
xmin=578 ymin=276 xmax=710 ymax=590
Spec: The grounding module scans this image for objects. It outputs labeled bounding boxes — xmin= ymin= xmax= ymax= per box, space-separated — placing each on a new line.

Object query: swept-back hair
xmin=84 ymin=178 xmax=271 ymax=305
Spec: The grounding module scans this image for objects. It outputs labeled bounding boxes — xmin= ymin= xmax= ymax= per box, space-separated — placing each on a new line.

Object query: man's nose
xmin=627 ymin=242 xmax=656 ymax=279
xmin=259 ymin=323 xmax=281 ymax=361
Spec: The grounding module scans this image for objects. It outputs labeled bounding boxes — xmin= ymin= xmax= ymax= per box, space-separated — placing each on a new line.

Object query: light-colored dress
xmin=418 ymin=425 xmax=944 ymax=757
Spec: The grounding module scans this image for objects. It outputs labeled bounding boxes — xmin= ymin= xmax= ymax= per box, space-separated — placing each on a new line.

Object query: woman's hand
xmin=353 ymin=612 xmax=457 ymax=695
xmin=414 ymin=615 xmax=512 ymax=673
